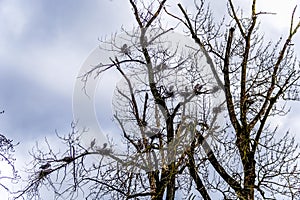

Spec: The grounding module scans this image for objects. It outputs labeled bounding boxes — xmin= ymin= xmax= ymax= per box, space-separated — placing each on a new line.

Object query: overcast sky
xmin=0 ymin=0 xmax=299 ymax=199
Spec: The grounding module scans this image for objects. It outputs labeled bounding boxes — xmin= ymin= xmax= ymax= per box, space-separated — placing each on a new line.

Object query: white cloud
xmin=0 ymin=0 xmax=31 ymax=37
xmin=257 ymin=0 xmax=298 ymax=29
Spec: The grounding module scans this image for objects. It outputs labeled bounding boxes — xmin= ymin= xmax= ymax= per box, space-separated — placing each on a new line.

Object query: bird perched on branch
xmin=40 ymin=162 xmax=51 ymax=170
xmin=90 ymin=138 xmax=96 ymax=149
xmin=244 ymin=97 xmax=255 ymax=110
xmin=38 ymin=168 xmax=52 ymax=179
xmin=163 ymin=85 xmax=174 ymax=99
xmin=120 ymin=44 xmax=130 ymax=55
xmin=211 ymin=85 xmax=220 ymax=93
xmin=136 ymin=139 xmax=144 ymax=151
xmin=145 ymin=127 xmax=162 ymax=139
xmin=102 ymin=143 xmax=108 ymax=149
xmin=96 ymin=143 xmax=112 ymax=155
xmin=193 ymin=83 xmax=203 ymax=95
xmin=62 ymin=156 xmax=74 ymax=163
xmin=155 ymin=63 xmax=168 ymax=72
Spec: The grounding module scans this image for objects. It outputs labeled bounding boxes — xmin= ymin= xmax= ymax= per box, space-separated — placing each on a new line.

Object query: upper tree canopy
xmin=14 ymin=1 xmax=300 ymax=200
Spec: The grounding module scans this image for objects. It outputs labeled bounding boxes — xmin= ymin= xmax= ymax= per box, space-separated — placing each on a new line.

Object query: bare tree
xmin=0 ymin=110 xmax=18 ymax=194
xmin=170 ymin=0 xmax=300 ymax=199
xmin=14 ymin=1 xmax=300 ymax=200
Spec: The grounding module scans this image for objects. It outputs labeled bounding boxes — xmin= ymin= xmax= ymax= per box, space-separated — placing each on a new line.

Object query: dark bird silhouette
xmin=185 ymin=86 xmax=188 ymax=92
xmin=211 ymin=85 xmax=220 ymax=93
xmin=145 ymin=127 xmax=161 ymax=139
xmin=193 ymin=83 xmax=203 ymax=95
xmin=40 ymin=162 xmax=51 ymax=169
xmin=121 ymin=44 xmax=130 ymax=55
xmin=38 ymin=168 xmax=52 ymax=179
xmin=198 ymin=122 xmax=209 ymax=130
xmin=90 ymin=138 xmax=96 ymax=149
xmin=245 ymin=99 xmax=255 ymax=110
xmin=163 ymin=85 xmax=174 ymax=99
xmin=62 ymin=156 xmax=74 ymax=163
xmin=155 ymin=63 xmax=168 ymax=72
xmin=144 ymin=130 xmax=153 ymax=138
xmin=102 ymin=143 xmax=108 ymax=149
xmin=137 ymin=139 xmax=144 ymax=150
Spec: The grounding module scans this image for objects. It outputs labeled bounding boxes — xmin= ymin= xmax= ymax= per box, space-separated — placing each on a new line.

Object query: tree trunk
xmin=166 ymin=162 xmax=176 ymax=200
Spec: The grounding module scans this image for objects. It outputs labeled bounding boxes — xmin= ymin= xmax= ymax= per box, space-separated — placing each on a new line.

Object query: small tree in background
xmin=0 ymin=110 xmax=18 ymax=195
xmin=15 ymin=0 xmax=300 ymax=200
